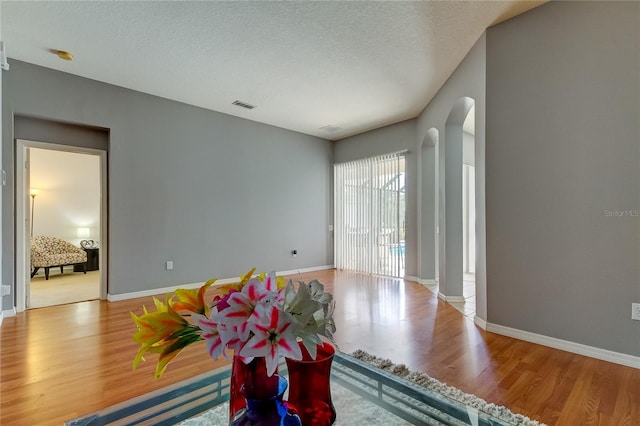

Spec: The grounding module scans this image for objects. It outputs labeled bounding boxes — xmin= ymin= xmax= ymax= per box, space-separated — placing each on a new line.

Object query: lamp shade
xmin=30 ymin=188 xmax=40 ymax=197
xmin=77 ymin=227 xmax=91 ymax=239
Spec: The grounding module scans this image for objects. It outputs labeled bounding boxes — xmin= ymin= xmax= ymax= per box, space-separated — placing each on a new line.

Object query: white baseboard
xmin=405 ymin=276 xmax=437 ymax=286
xmin=108 ymin=281 xmax=208 ymax=302
xmin=474 ymin=316 xmax=487 ymax=330
xmin=438 ymin=292 xmax=466 ymax=303
xmin=107 ymin=265 xmax=335 ymax=302
xmin=1 ymin=307 xmax=17 ymax=326
xmin=277 ymin=265 xmax=335 ymax=277
xmin=487 ymin=322 xmax=640 ymax=369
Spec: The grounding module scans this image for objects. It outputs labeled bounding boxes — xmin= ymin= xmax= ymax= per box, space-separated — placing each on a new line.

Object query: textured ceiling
xmin=1 ymin=1 xmax=544 ymax=141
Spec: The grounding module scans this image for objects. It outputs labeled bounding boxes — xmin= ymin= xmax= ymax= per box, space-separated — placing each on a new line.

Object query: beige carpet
xmin=29 ymin=269 xmax=100 ymax=309
xmin=350 ymin=350 xmax=545 ymax=426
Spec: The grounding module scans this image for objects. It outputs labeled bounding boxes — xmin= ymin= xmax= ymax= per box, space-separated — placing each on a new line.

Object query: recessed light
xmin=55 ymin=50 xmax=73 ymax=61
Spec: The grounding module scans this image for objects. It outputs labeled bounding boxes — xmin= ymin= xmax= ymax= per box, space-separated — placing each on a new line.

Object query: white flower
xmin=239 ymin=304 xmax=302 ymax=376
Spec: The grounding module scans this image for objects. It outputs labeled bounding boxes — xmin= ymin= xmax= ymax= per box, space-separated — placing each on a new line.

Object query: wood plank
xmin=1 ymin=269 xmax=638 ymax=425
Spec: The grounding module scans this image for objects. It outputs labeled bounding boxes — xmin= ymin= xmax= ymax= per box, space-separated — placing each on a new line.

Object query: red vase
xmin=229 ymin=356 xmax=279 ymax=420
xmin=285 ymin=341 xmax=336 ymax=426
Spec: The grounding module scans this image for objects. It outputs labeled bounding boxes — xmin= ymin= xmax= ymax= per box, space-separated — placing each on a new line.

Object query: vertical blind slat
xmin=334 ymin=153 xmax=405 ymax=277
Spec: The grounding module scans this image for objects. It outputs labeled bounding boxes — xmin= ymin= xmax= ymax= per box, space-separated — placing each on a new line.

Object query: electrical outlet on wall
xmin=632 ymin=303 xmax=640 ymax=321
xmin=1 ymin=285 xmax=10 ymax=297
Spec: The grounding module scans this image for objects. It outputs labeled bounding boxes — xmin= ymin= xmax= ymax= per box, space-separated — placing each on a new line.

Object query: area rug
xmin=350 ymin=349 xmax=545 ymax=426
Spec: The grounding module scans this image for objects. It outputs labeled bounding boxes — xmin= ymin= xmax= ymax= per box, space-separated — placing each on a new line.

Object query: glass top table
xmin=66 ymin=353 xmax=515 ymax=426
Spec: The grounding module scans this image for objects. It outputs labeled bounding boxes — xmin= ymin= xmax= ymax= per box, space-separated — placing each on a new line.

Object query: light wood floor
xmin=1 ymin=270 xmax=638 ymax=425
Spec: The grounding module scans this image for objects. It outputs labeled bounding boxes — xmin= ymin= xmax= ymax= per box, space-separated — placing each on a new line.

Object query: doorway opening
xmin=16 ymin=140 xmax=107 ymax=311
xmin=462 ymin=104 xmax=476 ymax=310
xmin=439 ymin=97 xmax=482 ymax=319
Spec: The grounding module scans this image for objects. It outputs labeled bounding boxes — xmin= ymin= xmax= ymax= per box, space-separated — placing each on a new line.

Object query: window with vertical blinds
xmin=334 ymin=153 xmax=406 ymax=277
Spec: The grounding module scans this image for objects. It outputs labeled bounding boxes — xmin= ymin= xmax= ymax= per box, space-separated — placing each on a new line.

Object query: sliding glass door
xmin=334 ymin=153 xmax=405 ymax=277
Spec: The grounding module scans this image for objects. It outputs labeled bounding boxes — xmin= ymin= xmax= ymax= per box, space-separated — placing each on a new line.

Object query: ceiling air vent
xmin=232 ymin=100 xmax=256 ymax=110
xmin=319 ymin=125 xmax=342 ymax=133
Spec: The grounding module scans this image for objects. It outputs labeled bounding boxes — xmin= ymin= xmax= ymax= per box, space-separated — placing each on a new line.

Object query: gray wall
xmin=3 ymin=61 xmax=332 ymax=309
xmin=333 ymin=119 xmax=418 ymax=277
xmin=0 ymin=18 xmax=3 ymax=316
xmin=15 ymin=116 xmax=109 ymax=150
xmin=417 ymin=34 xmax=487 ymax=319
xmin=420 ymin=129 xmax=438 ymax=281
xmin=486 ymin=1 xmax=640 ymax=356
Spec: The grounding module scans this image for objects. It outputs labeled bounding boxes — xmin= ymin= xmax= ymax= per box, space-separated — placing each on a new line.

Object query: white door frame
xmin=15 ymin=139 xmax=108 ymax=312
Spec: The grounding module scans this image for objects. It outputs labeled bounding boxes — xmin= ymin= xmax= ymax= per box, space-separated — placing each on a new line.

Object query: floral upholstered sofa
xmin=30 ymin=236 xmax=87 ymax=280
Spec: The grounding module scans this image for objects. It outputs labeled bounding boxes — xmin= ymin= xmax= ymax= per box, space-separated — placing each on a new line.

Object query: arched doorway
xmin=439 ymin=97 xmax=475 ymax=308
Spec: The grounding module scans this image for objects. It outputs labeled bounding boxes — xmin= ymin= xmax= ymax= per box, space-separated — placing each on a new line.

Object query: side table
xmin=74 ymin=247 xmax=99 ymax=272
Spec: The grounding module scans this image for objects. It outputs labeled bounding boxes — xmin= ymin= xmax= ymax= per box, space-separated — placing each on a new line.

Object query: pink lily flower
xmin=213 ymin=289 xmax=237 ymax=312
xmin=191 ymin=313 xmax=225 ymax=360
xmin=239 ymin=304 xmax=302 ymax=376
xmin=220 ymin=277 xmax=278 ymax=341
xmin=253 ymin=271 xmax=287 ymax=306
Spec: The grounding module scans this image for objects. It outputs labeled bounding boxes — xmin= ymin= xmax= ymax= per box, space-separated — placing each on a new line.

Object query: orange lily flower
xmin=170 ymin=278 xmax=216 ymax=315
xmin=210 ymin=267 xmax=257 ymax=299
xmin=131 ymin=297 xmax=202 ymax=378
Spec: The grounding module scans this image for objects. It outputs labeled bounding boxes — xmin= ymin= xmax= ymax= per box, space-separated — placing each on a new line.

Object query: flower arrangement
xmin=131 ymin=268 xmax=336 ymax=378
